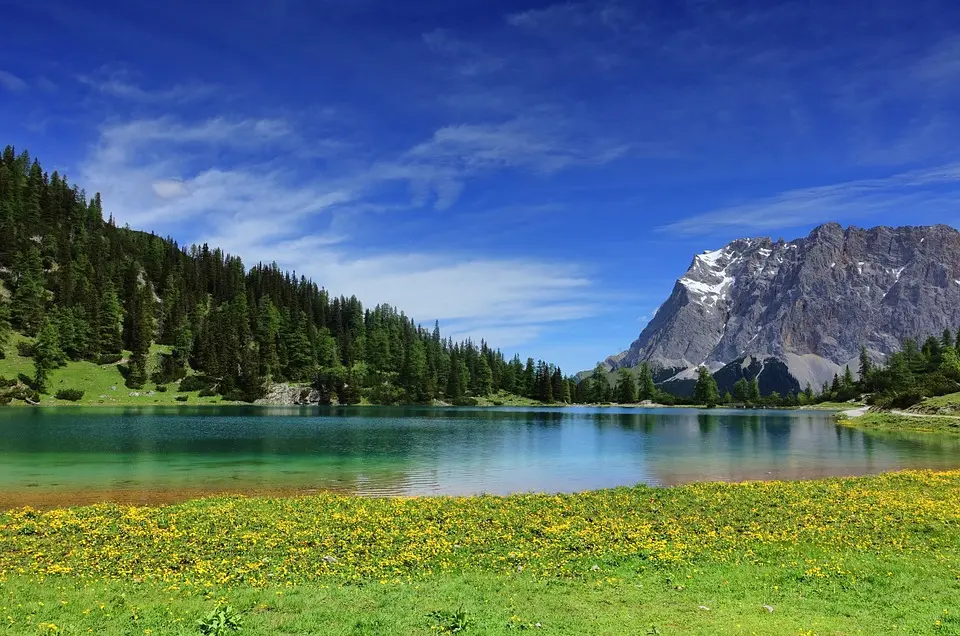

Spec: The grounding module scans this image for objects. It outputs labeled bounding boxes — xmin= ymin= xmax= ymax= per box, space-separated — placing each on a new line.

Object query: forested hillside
xmin=0 ymin=146 xmax=576 ymax=404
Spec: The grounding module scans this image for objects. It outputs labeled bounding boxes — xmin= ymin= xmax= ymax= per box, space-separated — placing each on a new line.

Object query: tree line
xmin=0 ymin=145 xmax=578 ymax=404
xmin=584 ymin=328 xmax=960 ymax=409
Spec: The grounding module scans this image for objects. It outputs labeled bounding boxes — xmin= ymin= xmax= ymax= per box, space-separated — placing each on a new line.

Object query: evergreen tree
xmin=943 ymin=328 xmax=955 ymax=351
xmin=125 ymin=281 xmax=154 ymax=389
xmin=637 ymin=362 xmax=656 ymax=401
xmin=693 ymin=366 xmax=719 ymax=406
xmin=522 ymin=358 xmax=536 ymax=399
xmin=733 ymin=378 xmax=749 ymax=403
xmin=590 ymin=363 xmax=609 ymax=403
xmin=550 ymin=367 xmax=565 ymax=403
xmin=614 ymin=368 xmax=637 ymax=403
xmin=11 ymin=246 xmax=45 ymax=335
xmin=96 ymin=284 xmax=123 ymax=355
xmin=33 ymin=318 xmax=64 ymax=392
xmin=721 ymin=391 xmax=732 ymax=404
xmin=0 ymin=293 xmax=10 ymax=352
xmin=475 ymin=354 xmax=493 ymax=396
xmin=748 ymin=377 xmax=761 ymax=403
xmin=858 ymin=346 xmax=872 ymax=387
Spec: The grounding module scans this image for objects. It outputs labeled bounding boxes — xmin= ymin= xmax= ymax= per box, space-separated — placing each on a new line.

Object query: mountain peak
xmin=605 ymin=223 xmax=960 ymax=393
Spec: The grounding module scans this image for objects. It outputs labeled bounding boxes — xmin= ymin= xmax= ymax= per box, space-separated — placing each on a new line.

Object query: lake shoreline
xmin=2 ymin=470 xmax=958 ymax=634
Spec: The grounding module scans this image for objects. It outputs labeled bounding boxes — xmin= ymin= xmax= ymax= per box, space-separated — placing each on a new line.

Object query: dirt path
xmin=890 ymin=409 xmax=960 ymax=420
xmin=843 ymin=407 xmax=960 ymax=420
xmin=841 ymin=407 xmax=869 ymax=418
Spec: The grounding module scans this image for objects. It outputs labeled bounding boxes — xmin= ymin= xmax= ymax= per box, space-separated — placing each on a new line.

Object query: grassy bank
xmin=840 ymin=410 xmax=960 ymax=434
xmin=2 ymin=471 xmax=959 ymax=634
xmin=0 ymin=334 xmax=233 ymax=407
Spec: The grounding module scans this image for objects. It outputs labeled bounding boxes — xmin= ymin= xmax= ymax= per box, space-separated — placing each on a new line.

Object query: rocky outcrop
xmin=605 ymin=223 xmax=960 ymax=392
xmin=255 ymin=383 xmax=322 ymax=405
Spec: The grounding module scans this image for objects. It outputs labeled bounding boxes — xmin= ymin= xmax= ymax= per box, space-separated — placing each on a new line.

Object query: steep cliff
xmin=605 ymin=223 xmax=960 ymax=393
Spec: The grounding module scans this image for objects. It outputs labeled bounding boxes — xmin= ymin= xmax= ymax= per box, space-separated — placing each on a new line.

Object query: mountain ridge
xmin=603 ymin=222 xmax=960 ymax=394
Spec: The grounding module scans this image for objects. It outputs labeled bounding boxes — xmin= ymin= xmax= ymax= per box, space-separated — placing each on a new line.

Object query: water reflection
xmin=0 ymin=405 xmax=958 ymax=507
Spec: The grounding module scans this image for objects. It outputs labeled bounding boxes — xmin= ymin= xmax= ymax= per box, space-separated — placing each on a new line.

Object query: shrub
xmin=198 ymin=387 xmax=217 ymax=397
xmin=197 ymin=601 xmax=244 ymax=635
xmin=16 ymin=341 xmax=34 ymax=357
xmin=427 ymin=606 xmax=471 ymax=633
xmin=155 ymin=384 xmax=168 ymax=392
xmin=175 ymin=395 xmax=189 ymax=402
xmin=152 ymin=352 xmax=188 ymax=385
xmin=179 ymin=375 xmax=213 ymax=392
xmin=8 ymin=387 xmax=40 ymax=403
xmin=0 ymin=395 xmax=11 ymax=405
xmin=221 ymin=389 xmax=249 ymax=402
xmin=97 ymin=353 xmax=123 ymax=365
xmin=54 ymin=388 xmax=85 ymax=401
xmin=0 ymin=349 xmax=5 ymax=360
xmin=0 ymin=376 xmax=15 ymax=388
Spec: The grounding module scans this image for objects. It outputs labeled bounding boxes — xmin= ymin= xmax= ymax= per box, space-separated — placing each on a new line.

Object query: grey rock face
xmin=255 ymin=383 xmax=321 ymax=405
xmin=606 ymin=223 xmax=960 ymax=389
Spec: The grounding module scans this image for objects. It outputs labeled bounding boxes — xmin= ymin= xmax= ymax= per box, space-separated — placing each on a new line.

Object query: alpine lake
xmin=2 ymin=405 xmax=959 ymax=508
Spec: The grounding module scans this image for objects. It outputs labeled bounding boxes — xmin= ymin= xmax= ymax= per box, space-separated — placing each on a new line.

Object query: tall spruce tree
xmin=637 ymin=362 xmax=656 ymax=401
xmin=614 ymin=368 xmax=637 ymax=404
xmin=693 ymin=366 xmax=720 ymax=406
xmin=33 ymin=318 xmax=64 ymax=392
xmin=11 ymin=245 xmax=45 ymax=335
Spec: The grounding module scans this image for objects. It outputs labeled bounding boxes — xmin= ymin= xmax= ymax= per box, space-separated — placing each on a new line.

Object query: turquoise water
xmin=1 ymin=406 xmax=958 ymax=506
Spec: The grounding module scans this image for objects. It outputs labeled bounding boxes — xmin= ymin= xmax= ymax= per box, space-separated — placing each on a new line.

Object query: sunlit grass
xmin=1 ymin=471 xmax=959 ymax=634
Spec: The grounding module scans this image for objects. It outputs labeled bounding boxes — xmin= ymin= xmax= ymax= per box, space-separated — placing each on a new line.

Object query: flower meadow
xmin=1 ymin=470 xmax=958 ymax=589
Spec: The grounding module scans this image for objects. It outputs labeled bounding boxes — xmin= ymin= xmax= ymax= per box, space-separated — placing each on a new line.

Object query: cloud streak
xmin=659 ymin=164 xmax=960 ymax=236
xmin=0 ymin=70 xmax=27 ymax=92
xmin=77 ymin=110 xmax=611 ymax=353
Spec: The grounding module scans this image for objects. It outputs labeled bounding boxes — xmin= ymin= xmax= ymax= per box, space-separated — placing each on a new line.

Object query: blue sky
xmin=2 ymin=0 xmax=960 ymax=373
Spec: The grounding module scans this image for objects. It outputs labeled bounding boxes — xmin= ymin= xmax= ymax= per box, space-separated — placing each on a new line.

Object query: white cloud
xmin=0 ymin=70 xmax=27 ymax=92
xmin=203 ymin=231 xmax=602 ymax=349
xmin=659 ymin=164 xmax=960 ymax=236
xmin=151 ymin=180 xmax=187 ymax=199
xmin=506 ymin=2 xmax=630 ymax=31
xmin=79 ymin=70 xmax=215 ymax=103
xmin=392 ymin=118 xmax=628 ymax=208
xmin=78 ymin=114 xmax=607 ymax=353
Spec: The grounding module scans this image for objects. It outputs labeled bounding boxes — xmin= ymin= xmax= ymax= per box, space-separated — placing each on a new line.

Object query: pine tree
xmin=748 ymin=377 xmax=761 ymax=403
xmin=637 ymin=362 xmax=656 ymax=401
xmin=550 ymin=367 xmax=564 ymax=402
xmin=0 ymin=293 xmax=10 ymax=352
xmin=11 ymin=246 xmax=45 ymax=335
xmin=522 ymin=358 xmax=535 ymax=399
xmin=733 ymin=378 xmax=749 ymax=403
xmin=96 ymin=284 xmax=123 ymax=355
xmin=558 ymin=375 xmax=572 ymax=404
xmin=693 ymin=366 xmax=719 ymax=406
xmin=33 ymin=318 xmax=64 ymax=392
xmin=858 ymin=346 xmax=872 ymax=388
xmin=125 ymin=282 xmax=155 ymax=389
xmin=614 ymin=368 xmax=637 ymax=404
xmin=475 ymin=354 xmax=493 ymax=396
xmin=591 ymin=363 xmax=608 ymax=403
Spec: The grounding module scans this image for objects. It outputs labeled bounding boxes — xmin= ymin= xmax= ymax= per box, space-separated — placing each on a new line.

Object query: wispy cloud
xmin=0 ymin=70 xmax=27 ymax=92
xmin=81 ymin=116 xmax=342 ymax=231
xmin=659 ymin=164 xmax=960 ymax=236
xmin=389 ymin=117 xmax=628 ymax=208
xmin=78 ymin=68 xmax=216 ymax=103
xmin=506 ymin=2 xmax=630 ymax=31
xmin=421 ymin=29 xmax=504 ymax=76
xmin=78 ymin=112 xmax=609 ymax=352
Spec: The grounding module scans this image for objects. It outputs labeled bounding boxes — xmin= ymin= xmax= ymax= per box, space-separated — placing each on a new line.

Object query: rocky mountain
xmin=605 ymin=223 xmax=960 ymax=395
